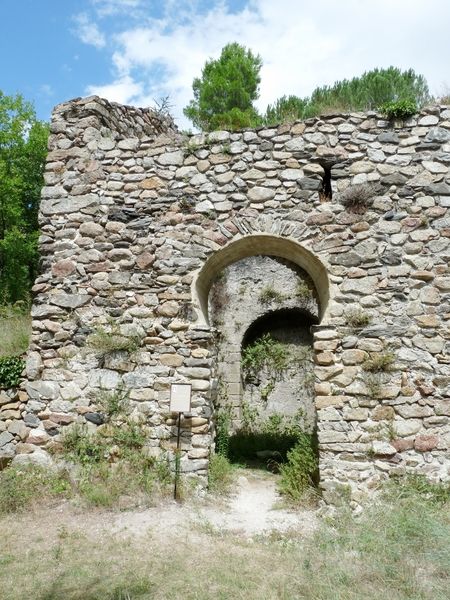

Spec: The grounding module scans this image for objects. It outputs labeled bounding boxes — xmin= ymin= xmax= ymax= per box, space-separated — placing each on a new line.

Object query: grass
xmin=0 ymin=304 xmax=31 ymax=357
xmin=0 ymin=466 xmax=71 ymax=514
xmin=344 ymin=308 xmax=371 ymax=329
xmin=340 ymin=183 xmax=378 ymax=212
xmin=0 ymin=476 xmax=448 ymax=599
xmin=57 ymin=422 xmax=172 ymax=507
xmin=363 ymin=350 xmax=396 ymax=373
xmin=86 ymin=325 xmax=141 ymax=357
xmin=259 ymin=286 xmax=285 ymax=305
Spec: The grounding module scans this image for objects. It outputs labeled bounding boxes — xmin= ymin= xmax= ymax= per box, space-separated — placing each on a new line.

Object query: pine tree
xmin=184 ymin=43 xmax=263 ymax=131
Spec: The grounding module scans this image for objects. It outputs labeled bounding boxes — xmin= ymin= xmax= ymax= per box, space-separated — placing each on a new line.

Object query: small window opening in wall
xmin=319 ymin=165 xmax=332 ymax=202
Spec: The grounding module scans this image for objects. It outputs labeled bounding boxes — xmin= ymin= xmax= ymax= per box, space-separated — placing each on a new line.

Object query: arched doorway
xmin=202 ymin=239 xmax=327 ymax=468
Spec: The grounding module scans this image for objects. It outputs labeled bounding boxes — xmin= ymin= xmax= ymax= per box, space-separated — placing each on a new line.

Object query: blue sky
xmin=2 ymin=0 xmax=449 ymax=129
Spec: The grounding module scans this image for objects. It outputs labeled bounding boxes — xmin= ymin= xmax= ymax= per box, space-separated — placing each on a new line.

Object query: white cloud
xmin=86 ymin=75 xmax=143 ymax=104
xmin=73 ymin=13 xmax=106 ymax=48
xmin=79 ymin=0 xmax=450 ymax=128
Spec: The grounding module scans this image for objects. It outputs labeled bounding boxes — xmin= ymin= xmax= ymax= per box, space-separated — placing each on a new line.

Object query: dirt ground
xmin=110 ymin=468 xmax=318 ymax=538
xmin=3 ymin=467 xmax=318 ymax=543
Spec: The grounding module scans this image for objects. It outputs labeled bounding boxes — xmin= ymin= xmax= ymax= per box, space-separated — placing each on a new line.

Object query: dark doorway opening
xmin=228 ymin=308 xmax=317 ymax=469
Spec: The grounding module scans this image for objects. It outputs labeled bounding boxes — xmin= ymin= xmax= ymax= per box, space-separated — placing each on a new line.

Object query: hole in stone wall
xmin=319 ymin=164 xmax=332 ymax=201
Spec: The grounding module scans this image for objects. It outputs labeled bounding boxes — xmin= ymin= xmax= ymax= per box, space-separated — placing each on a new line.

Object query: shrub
xmin=241 ymin=334 xmax=288 ymax=378
xmin=340 ymin=183 xmax=378 ymax=212
xmin=0 ymin=356 xmax=25 ymax=388
xmin=215 ymin=406 xmax=231 ymax=457
xmin=96 ymin=385 xmax=129 ymax=420
xmin=380 ymin=99 xmax=417 ymax=120
xmin=208 ymin=453 xmax=235 ymax=495
xmin=279 ymin=433 xmax=318 ymax=501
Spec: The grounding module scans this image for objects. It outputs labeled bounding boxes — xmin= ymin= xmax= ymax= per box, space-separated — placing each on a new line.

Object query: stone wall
xmin=1 ymin=95 xmax=449 ymax=503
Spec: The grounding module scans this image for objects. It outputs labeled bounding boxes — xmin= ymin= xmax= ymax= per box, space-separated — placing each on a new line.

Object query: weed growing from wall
xmin=363 ymin=349 xmax=395 ymax=373
xmin=344 ymin=308 xmax=372 ymax=329
xmin=340 ymin=183 xmax=378 ymax=213
xmin=259 ymin=286 xmax=285 ymax=305
xmin=295 ymin=281 xmax=313 ymax=300
xmin=86 ymin=324 xmax=141 ymax=356
xmin=0 ymin=356 xmax=25 ymax=388
xmin=96 ymin=384 xmax=129 ymax=420
xmin=241 ymin=334 xmax=288 ymax=380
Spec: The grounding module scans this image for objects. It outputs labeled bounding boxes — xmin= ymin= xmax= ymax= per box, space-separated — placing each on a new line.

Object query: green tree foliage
xmin=184 ymin=42 xmax=263 ymax=131
xmin=0 ymin=92 xmax=48 ymax=303
xmin=264 ymin=67 xmax=430 ymax=124
xmin=264 ymin=95 xmax=308 ymax=126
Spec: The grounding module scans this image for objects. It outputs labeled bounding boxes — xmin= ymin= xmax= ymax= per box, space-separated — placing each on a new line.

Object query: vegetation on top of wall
xmin=380 ymin=99 xmax=418 ymax=120
xmin=184 ymin=46 xmax=430 ymax=130
xmin=263 ymin=66 xmax=430 ymax=125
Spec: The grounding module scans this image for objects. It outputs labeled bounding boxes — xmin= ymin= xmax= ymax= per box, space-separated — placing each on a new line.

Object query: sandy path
xmin=109 ymin=468 xmax=317 ymax=538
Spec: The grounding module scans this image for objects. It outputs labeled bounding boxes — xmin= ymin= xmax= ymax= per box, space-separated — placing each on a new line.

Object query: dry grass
xmin=0 ymin=305 xmax=31 ymax=357
xmin=0 ymin=478 xmax=449 ymax=599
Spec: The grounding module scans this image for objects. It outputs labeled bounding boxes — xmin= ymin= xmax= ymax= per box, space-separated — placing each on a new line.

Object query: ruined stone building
xmin=1 ymin=95 xmax=449 ymax=503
